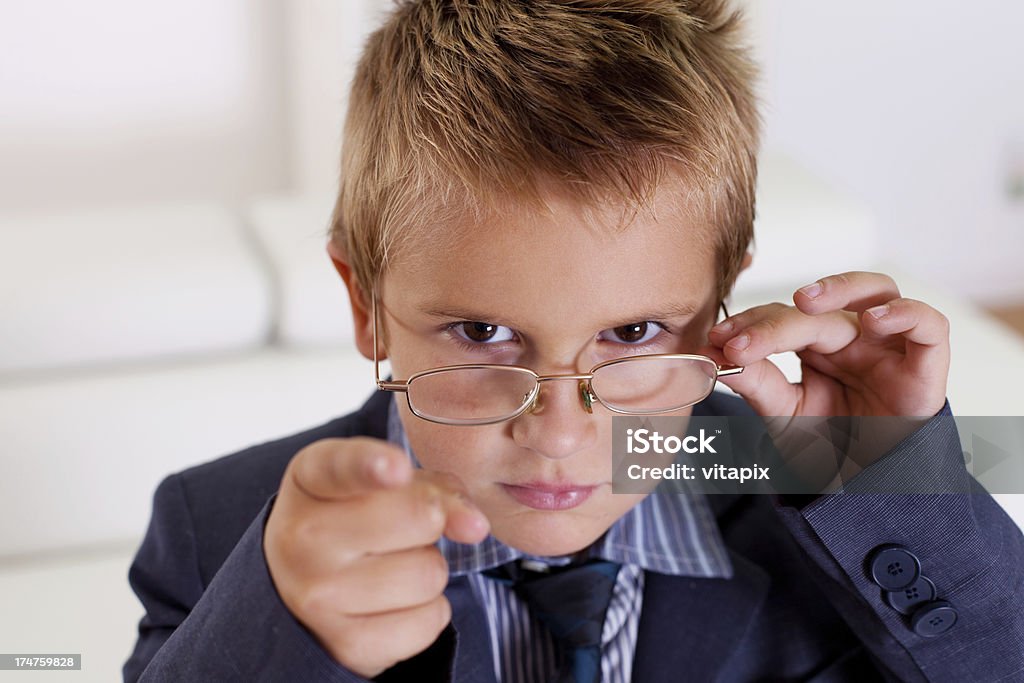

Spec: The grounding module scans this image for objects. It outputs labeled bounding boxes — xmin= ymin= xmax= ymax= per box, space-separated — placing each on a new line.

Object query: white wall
xmin=0 ymin=0 xmax=394 ymax=213
xmin=283 ymin=0 xmax=391 ymax=196
xmin=0 ymin=0 xmax=290 ymax=211
xmin=744 ymin=0 xmax=1024 ymax=305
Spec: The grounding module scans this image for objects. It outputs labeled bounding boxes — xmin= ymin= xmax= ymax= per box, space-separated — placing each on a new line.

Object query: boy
xmin=124 ymin=1 xmax=1024 ymax=681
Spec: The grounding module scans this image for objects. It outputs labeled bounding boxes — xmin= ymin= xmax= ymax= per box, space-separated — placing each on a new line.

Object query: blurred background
xmin=1 ymin=0 xmax=1022 ymax=679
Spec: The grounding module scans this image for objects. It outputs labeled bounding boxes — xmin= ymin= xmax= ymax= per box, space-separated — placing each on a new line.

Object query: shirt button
xmin=868 ymin=544 xmax=921 ymax=591
xmin=884 ymin=575 xmax=937 ymax=615
xmin=520 ymin=559 xmax=552 ymax=573
xmin=911 ymin=600 xmax=959 ymax=637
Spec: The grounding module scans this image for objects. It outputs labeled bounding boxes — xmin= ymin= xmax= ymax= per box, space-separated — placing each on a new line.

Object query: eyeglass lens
xmin=405 ymin=357 xmax=718 ymax=423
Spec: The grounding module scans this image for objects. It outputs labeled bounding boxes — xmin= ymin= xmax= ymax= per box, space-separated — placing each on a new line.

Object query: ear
xmin=739 ymin=251 xmax=753 ymax=273
xmin=326 ymin=239 xmax=379 ymax=361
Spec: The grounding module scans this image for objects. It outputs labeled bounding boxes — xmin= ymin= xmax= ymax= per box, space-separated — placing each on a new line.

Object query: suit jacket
xmin=123 ymin=389 xmax=1024 ymax=682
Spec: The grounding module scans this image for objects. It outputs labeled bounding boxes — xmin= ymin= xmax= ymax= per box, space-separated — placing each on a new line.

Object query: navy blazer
xmin=124 ymin=389 xmax=1024 ymax=682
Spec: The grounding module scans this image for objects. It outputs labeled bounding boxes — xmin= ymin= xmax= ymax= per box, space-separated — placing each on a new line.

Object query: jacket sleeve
xmin=772 ymin=401 xmax=1024 ymax=682
xmin=122 ymin=474 xmax=375 ymax=682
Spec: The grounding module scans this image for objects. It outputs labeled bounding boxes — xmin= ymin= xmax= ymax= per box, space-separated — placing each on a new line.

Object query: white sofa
xmin=2 ymin=154 xmax=1022 ymax=681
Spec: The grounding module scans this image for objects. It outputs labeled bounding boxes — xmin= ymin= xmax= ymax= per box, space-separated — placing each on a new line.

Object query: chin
xmin=491 ymin=512 xmax=609 ymax=557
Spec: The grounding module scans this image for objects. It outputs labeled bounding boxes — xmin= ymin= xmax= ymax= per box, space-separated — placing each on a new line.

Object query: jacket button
xmin=911 ymin=600 xmax=958 ymax=637
xmin=868 ymin=544 xmax=921 ymax=591
xmin=884 ymin=575 xmax=936 ymax=615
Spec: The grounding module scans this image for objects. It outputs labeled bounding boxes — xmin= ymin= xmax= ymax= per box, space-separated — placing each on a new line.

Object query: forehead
xmin=384 ymin=180 xmax=719 ymax=320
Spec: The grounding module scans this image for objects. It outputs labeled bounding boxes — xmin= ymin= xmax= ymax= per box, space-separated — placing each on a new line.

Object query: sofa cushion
xmin=0 ymin=203 xmax=271 ymax=375
xmin=245 ymin=195 xmax=355 ymax=348
xmin=0 ymin=347 xmax=374 ymax=558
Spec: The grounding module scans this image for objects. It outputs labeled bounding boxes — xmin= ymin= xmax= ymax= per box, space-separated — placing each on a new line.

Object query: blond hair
xmin=331 ymin=0 xmax=760 ymax=303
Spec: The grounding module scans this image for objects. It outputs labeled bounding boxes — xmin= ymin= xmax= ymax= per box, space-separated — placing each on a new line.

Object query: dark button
xmin=911 ymin=600 xmax=958 ymax=637
xmin=884 ymin=575 xmax=936 ymax=615
xmin=868 ymin=544 xmax=921 ymax=591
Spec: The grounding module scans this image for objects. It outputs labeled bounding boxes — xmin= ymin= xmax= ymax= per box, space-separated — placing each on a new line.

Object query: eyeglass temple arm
xmin=715 ymin=300 xmax=744 ymax=377
xmin=372 ymin=284 xmax=409 ymax=392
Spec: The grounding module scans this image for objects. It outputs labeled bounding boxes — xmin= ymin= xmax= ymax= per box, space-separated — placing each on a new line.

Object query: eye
xmin=599 ymin=321 xmax=665 ymax=345
xmin=451 ymin=321 xmax=516 ymax=344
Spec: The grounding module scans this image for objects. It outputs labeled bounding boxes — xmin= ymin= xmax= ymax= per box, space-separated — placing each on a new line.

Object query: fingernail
xmin=425 ymin=484 xmax=442 ymax=505
xmin=426 ymin=487 xmax=445 ymax=522
xmin=429 ymin=504 xmax=444 ymax=526
xmin=798 ymin=282 xmax=823 ymax=299
xmin=471 ymin=514 xmax=490 ymax=535
xmin=727 ymin=334 xmax=750 ymax=351
xmin=370 ymin=456 xmax=390 ymax=481
xmin=713 ymin=320 xmax=734 ymax=333
xmin=866 ymin=304 xmax=890 ymax=319
xmin=375 ymin=456 xmax=408 ymax=486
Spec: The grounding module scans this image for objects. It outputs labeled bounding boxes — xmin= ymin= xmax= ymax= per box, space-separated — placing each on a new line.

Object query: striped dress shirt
xmin=386 ymin=395 xmax=733 ymax=683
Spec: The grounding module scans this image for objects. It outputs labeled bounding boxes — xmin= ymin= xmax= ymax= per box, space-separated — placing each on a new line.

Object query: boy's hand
xmin=706 ymin=271 xmax=950 ymax=419
xmin=264 ymin=437 xmax=489 ymax=678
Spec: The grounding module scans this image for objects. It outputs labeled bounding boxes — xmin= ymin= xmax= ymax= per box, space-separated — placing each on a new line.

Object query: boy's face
xmin=345 ymin=183 xmax=723 ymax=557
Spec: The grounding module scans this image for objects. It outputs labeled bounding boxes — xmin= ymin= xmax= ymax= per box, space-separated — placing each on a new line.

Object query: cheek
xmin=401 ymin=414 xmax=501 ymax=477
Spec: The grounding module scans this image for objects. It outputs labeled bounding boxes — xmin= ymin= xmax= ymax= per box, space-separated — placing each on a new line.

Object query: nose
xmin=510 ymin=377 xmax=598 ymax=460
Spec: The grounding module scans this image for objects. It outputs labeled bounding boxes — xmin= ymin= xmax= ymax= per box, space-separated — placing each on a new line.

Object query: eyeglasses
xmin=371 ymin=287 xmax=743 ymax=426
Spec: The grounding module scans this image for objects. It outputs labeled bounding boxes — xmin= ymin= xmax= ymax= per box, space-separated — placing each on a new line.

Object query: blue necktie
xmin=484 ymin=558 xmax=622 ymax=683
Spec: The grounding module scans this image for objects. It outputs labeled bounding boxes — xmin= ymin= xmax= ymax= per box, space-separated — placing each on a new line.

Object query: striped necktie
xmin=484 ymin=558 xmax=622 ymax=683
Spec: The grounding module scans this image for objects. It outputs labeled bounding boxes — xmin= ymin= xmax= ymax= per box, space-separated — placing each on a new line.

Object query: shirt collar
xmin=386 ymin=393 xmax=732 ymax=579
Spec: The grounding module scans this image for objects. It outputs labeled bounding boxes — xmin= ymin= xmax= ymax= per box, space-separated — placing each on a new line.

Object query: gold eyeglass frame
xmin=371 ymin=285 xmax=743 ymax=426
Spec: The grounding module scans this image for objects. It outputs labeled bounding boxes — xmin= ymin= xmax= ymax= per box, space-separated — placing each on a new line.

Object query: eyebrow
xmin=419 ymin=300 xmax=702 ymax=330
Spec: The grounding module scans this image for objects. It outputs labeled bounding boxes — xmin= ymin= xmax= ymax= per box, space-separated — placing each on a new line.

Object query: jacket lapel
xmin=631 ymin=550 xmax=771 ymax=683
xmin=630 ymin=393 xmax=770 ymax=682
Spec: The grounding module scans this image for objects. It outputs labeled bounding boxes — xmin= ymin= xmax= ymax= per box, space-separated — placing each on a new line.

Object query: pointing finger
xmin=418 ymin=471 xmax=491 ymax=545
xmin=289 ymin=437 xmax=413 ymax=502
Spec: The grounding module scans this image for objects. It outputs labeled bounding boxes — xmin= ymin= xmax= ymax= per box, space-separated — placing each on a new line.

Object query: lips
xmin=500 ymin=481 xmax=598 ymax=510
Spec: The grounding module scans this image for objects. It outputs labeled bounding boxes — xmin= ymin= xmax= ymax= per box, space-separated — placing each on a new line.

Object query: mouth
xmin=500 ymin=481 xmax=599 ymax=511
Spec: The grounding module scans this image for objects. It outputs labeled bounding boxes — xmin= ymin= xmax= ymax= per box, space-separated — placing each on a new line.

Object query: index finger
xmin=288 ymin=437 xmax=413 ymax=502
xmin=418 ymin=470 xmax=491 ymax=545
